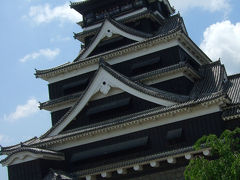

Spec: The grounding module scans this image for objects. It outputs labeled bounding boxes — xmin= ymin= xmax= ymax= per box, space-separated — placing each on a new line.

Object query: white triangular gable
xmin=48 ymin=66 xmax=176 ymax=137
xmin=2 ymin=151 xmax=64 ymax=166
xmin=80 ymin=19 xmax=146 ymax=59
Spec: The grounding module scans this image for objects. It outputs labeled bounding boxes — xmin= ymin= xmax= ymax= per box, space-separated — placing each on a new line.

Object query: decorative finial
xmin=73 ymin=32 xmax=77 ymax=39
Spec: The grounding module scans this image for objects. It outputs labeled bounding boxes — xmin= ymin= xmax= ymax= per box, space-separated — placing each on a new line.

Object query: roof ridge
xmin=40 ymin=92 xmax=83 ymax=110
xmin=0 ymin=136 xmax=38 ymax=153
xmin=228 ymin=73 xmax=240 ymax=79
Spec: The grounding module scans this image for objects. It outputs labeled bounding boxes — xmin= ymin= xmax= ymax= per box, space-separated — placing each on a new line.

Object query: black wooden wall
xmin=8 ymin=159 xmax=64 ymax=180
xmin=151 ymin=76 xmax=194 ymax=95
xmin=63 ymin=112 xmax=223 ymax=172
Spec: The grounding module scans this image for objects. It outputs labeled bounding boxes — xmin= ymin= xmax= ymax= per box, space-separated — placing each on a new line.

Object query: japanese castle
xmin=1 ymin=0 xmax=240 ymax=179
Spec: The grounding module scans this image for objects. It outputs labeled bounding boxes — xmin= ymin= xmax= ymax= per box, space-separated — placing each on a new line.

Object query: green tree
xmin=184 ymin=128 xmax=240 ymax=180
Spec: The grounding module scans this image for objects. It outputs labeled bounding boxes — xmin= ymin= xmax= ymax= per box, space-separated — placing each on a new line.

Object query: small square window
xmin=166 ymin=128 xmax=185 ymax=145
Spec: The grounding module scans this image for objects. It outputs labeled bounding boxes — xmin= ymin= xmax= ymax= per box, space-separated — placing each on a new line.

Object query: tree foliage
xmin=184 ymin=128 xmax=240 ymax=180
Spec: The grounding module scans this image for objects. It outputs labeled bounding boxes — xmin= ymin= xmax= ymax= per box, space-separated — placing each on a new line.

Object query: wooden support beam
xmin=101 ymin=172 xmax=112 ymax=178
xmin=133 ymin=164 xmax=143 ymax=171
xmin=117 ymin=168 xmax=127 ymax=174
xmin=150 ymin=161 xmax=159 ymax=167
xmin=167 ymin=157 xmax=176 ymax=164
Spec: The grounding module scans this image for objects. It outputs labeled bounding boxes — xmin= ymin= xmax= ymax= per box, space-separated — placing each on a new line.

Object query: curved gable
xmin=79 ymin=18 xmax=150 ymax=59
xmin=44 ymin=61 xmax=187 ymax=138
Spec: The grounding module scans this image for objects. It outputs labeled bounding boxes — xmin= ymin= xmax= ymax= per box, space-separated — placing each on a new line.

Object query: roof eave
xmin=35 ymin=30 xmax=211 ymax=82
xmin=34 ymin=30 xmax=182 ymax=81
xmin=14 ymin=93 xmax=227 ymax=149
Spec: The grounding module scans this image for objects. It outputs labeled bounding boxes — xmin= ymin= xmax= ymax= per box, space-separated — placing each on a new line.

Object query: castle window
xmin=84 ymin=12 xmax=95 ymax=24
xmin=86 ymin=97 xmax=131 ymax=116
xmin=96 ymin=12 xmax=104 ymax=20
xmin=131 ymin=57 xmax=161 ymax=74
xmin=166 ymin=128 xmax=185 ymax=145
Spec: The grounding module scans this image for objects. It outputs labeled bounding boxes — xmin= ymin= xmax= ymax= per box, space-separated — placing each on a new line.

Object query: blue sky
xmin=0 ymin=0 xmax=239 ymax=179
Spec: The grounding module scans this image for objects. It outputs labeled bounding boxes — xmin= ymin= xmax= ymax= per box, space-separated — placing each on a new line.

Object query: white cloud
xmin=3 ymin=98 xmax=39 ymax=123
xmin=27 ymin=3 xmax=82 ymax=24
xmin=170 ymin=0 xmax=231 ymax=13
xmin=200 ymin=21 xmax=240 ymax=74
xmin=50 ymin=36 xmax=71 ymax=43
xmin=20 ymin=48 xmax=60 ymax=63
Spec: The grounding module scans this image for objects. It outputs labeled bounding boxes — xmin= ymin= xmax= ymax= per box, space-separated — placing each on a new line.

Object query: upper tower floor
xmin=70 ymin=0 xmax=174 ymax=28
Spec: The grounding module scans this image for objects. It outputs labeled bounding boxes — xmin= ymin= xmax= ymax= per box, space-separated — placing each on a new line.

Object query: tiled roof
xmin=101 ymin=60 xmax=189 ymax=102
xmin=36 ymin=32 xmax=166 ymax=78
xmin=189 ymin=61 xmax=225 ymax=99
xmin=35 ymin=14 xmax=190 ymax=80
xmin=0 ymin=147 xmax=64 ymax=164
xmin=222 ymin=74 xmax=240 ymax=120
xmin=40 ymin=62 xmax=200 ymax=110
xmin=225 ymin=73 xmax=240 ymax=104
xmin=39 ymin=60 xmax=188 ymax=139
xmin=40 ymin=92 xmax=82 ymax=110
xmin=1 ymin=61 xmax=232 ymax=154
xmin=76 ymin=14 xmax=182 ymax=61
xmin=1 ymin=90 xmax=227 ymax=153
xmin=0 ymin=137 xmax=38 ymax=154
xmin=154 ymin=14 xmax=184 ymax=36
xmin=35 ymin=30 xmax=211 ymax=80
xmin=75 ymin=10 xmax=159 ymax=41
xmin=76 ymin=17 xmax=153 ymax=60
xmin=72 ymin=146 xmax=205 ymax=177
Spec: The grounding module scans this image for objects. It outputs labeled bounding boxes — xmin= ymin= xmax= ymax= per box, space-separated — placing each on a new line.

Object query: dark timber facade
xmin=1 ymin=0 xmax=240 ymax=179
